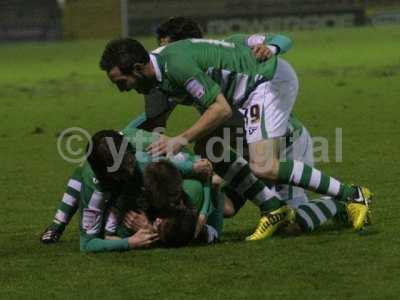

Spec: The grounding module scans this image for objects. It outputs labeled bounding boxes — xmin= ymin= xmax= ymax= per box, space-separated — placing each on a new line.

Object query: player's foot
xmin=347 ymin=186 xmax=374 ymax=230
xmin=345 ymin=203 xmax=368 ymax=230
xmin=246 ymin=206 xmax=295 ymax=241
xmin=40 ymin=223 xmax=65 ymax=244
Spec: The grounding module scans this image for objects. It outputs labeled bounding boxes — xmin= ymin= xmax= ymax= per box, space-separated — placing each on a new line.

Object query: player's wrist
xmin=179 ymin=132 xmax=193 ymax=144
xmin=127 ymin=236 xmax=139 ymax=249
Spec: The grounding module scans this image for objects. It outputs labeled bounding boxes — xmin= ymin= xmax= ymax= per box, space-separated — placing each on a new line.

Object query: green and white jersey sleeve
xmin=121 ymin=126 xmax=198 ymax=176
xmin=79 ymin=163 xmax=105 ymax=239
xmin=182 ymin=179 xmax=224 ymax=235
xmin=78 ymin=163 xmax=130 ymax=252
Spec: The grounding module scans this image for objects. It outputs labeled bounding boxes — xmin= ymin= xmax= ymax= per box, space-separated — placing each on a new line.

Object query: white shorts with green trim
xmin=240 ymin=58 xmax=299 ymax=144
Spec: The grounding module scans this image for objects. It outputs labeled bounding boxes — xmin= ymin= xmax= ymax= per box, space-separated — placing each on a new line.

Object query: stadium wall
xmin=62 ymin=0 xmax=121 ymax=40
xmin=123 ymin=0 xmax=400 ymax=36
xmin=0 ymin=0 xmax=62 ymax=42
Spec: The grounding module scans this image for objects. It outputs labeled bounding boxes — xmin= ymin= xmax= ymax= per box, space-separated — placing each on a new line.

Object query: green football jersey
xmin=79 ymin=127 xmax=198 ymax=252
xmin=152 ymin=38 xmax=278 ymax=110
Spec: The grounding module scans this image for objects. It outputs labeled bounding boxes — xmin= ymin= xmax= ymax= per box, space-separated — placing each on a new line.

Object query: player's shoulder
xmin=81 ymin=162 xmax=102 ymax=192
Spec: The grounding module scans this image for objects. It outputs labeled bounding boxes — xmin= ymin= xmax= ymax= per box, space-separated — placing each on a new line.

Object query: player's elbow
xmin=214 ymin=94 xmax=232 ymax=122
xmin=79 ymin=236 xmax=95 ymax=253
xmin=220 ymin=104 xmax=232 ymax=122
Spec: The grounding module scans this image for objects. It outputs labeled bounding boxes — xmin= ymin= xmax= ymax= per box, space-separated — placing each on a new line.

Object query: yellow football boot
xmin=246 ymin=206 xmax=295 ymax=241
xmin=347 ymin=186 xmax=374 ymax=230
xmin=346 ymin=203 xmax=368 ymax=230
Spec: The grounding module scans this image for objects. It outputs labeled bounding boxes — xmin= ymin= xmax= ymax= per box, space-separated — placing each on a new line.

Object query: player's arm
xmin=194 ymin=181 xmax=213 ymax=236
xmin=225 ymin=33 xmax=292 ymax=60
xmin=148 ymin=94 xmax=232 ymax=156
xmin=80 ymin=189 xmax=158 ymax=252
xmin=147 ymin=56 xmax=232 ymax=156
xmin=78 ymin=174 xmax=132 ymax=252
xmin=181 ymin=93 xmax=232 ymax=143
xmin=124 ymin=90 xmax=176 ymax=132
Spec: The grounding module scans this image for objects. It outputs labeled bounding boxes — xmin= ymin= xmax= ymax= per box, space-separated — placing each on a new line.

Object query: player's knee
xmin=249 ymin=158 xmax=279 ymax=181
xmin=223 ymin=198 xmax=237 ymax=218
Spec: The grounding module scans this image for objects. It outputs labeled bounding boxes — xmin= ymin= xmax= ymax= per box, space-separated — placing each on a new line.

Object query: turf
xmin=0 ymin=25 xmax=399 ymax=299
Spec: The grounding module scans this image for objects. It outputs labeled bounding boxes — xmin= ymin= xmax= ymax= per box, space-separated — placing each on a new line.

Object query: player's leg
xmin=241 ymin=63 xmax=299 ymax=241
xmin=40 ymin=167 xmax=82 ymax=243
xmin=246 ymin=61 xmax=371 ymax=239
xmin=295 ymin=197 xmax=345 ymax=232
xmin=250 ymin=139 xmax=371 ymax=230
xmin=194 ymin=127 xmax=283 ymax=218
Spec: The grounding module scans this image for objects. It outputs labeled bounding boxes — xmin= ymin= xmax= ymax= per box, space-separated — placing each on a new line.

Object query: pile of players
xmin=41 ymin=17 xmax=373 ymax=252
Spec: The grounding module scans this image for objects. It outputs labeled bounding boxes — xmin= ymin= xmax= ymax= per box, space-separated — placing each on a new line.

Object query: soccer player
xmin=138 ymin=17 xmax=287 ymax=131
xmin=42 ymin=124 xmax=212 ymax=251
xmin=112 ymin=160 xmax=224 ymax=245
xmin=99 ymin=37 xmax=373 ymax=241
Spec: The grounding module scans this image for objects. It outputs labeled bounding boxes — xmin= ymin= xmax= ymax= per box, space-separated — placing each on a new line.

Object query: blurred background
xmin=0 ymin=0 xmax=399 ymax=42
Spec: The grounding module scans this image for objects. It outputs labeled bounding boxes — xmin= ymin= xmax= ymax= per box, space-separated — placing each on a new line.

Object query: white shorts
xmin=240 ymin=58 xmax=299 ymax=144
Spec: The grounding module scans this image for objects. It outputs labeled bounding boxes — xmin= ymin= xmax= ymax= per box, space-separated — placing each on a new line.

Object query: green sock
xmin=278 ymin=160 xmax=357 ymax=201
xmin=53 ymin=167 xmax=82 ymax=225
xmin=295 ymin=198 xmax=345 ymax=232
xmin=215 ymin=148 xmax=281 ymax=213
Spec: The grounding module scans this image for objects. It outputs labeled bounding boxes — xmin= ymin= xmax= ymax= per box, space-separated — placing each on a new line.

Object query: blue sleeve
xmin=198 ymin=180 xmax=214 ymax=217
xmin=125 ymin=112 xmax=148 ymax=130
xmin=226 ymin=33 xmax=292 ymax=54
xmin=266 ymin=34 xmax=292 ymax=54
xmin=206 ymin=188 xmax=225 ymax=235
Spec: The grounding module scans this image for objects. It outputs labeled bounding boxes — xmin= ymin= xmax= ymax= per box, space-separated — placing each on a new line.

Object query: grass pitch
xmin=0 ymin=26 xmax=400 ymax=299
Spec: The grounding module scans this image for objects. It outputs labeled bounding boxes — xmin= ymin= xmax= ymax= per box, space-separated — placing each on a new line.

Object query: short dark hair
xmin=143 ymin=160 xmax=185 ymax=216
xmin=156 ymin=16 xmax=203 ymax=43
xmin=99 ymin=38 xmax=149 ymax=74
xmin=87 ymin=130 xmax=136 ymax=192
xmin=159 ymin=207 xmax=197 ymax=247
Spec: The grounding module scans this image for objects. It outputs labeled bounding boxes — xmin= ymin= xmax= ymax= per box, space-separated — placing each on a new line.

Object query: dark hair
xmin=86 ymin=130 xmax=136 ymax=192
xmin=143 ymin=160 xmax=185 ymax=217
xmin=159 ymin=207 xmax=197 ymax=247
xmin=156 ymin=16 xmax=203 ymax=43
xmin=99 ymin=38 xmax=149 ymax=74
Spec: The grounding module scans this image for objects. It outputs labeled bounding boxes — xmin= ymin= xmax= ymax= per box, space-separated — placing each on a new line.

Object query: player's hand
xmin=251 ymin=44 xmax=273 ymax=61
xmin=123 ymin=210 xmax=153 ymax=232
xmin=193 ymin=159 xmax=213 ymax=180
xmin=147 ymin=135 xmax=187 ymax=157
xmin=128 ymin=229 xmax=159 ymax=249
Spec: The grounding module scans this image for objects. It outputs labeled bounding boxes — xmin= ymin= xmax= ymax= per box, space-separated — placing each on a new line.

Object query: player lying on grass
xmin=80 ymin=133 xmax=221 ymax=251
xmin=99 ymin=36 xmax=373 ymax=241
xmin=42 ymin=125 xmax=212 ymax=251
xmin=107 ymin=160 xmax=224 ymax=246
xmin=42 ymin=113 xmax=368 ymax=245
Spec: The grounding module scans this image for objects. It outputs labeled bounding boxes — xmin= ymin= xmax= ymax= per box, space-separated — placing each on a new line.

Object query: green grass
xmin=1 ymin=25 xmax=400 ymax=299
